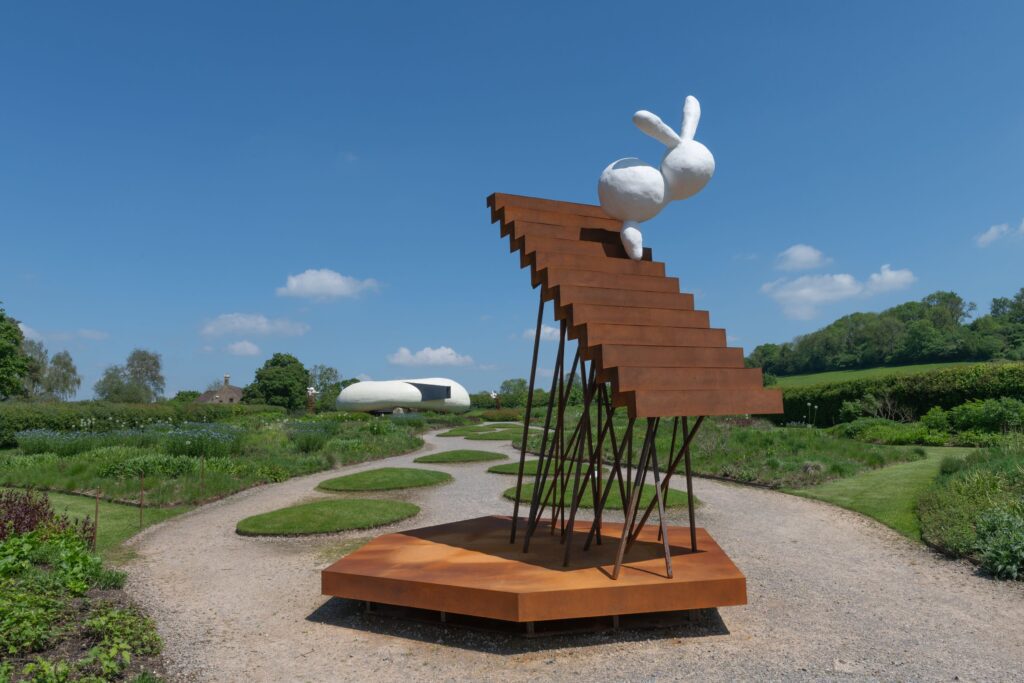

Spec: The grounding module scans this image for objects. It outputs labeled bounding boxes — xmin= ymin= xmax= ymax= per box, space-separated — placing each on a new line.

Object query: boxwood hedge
xmin=777 ymin=362 xmax=1024 ymax=425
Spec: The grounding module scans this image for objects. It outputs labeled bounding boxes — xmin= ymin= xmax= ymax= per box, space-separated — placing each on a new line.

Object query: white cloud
xmin=276 ymin=268 xmax=378 ymax=299
xmin=387 ymin=346 xmax=474 ymax=366
xmin=18 ymin=323 xmax=43 ymax=341
xmin=976 ymin=223 xmax=1009 ymax=247
xmin=762 ymin=263 xmax=916 ymax=320
xmin=18 ymin=324 xmax=108 ymax=342
xmin=776 ymin=244 xmax=831 ymax=271
xmin=226 ymin=340 xmax=260 ymax=356
xmin=865 ymin=264 xmax=917 ymax=294
xmin=523 ymin=324 xmax=560 ymax=341
xmin=201 ymin=313 xmax=309 ymax=337
xmin=761 ymin=274 xmax=862 ymax=319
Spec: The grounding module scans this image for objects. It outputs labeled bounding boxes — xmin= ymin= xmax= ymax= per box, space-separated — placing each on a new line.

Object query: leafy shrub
xmin=921 ymin=406 xmax=949 ymax=432
xmin=478 ymin=408 xmax=522 ymax=422
xmin=829 ymin=417 xmax=947 ymax=446
xmin=947 ymin=397 xmax=1024 ymax=433
xmin=0 ymin=489 xmax=94 ymax=543
xmin=81 ymin=604 xmax=161 ymax=677
xmin=287 ymin=423 xmax=332 ymax=453
xmin=0 ymin=400 xmax=285 ymax=447
xmin=975 ymin=506 xmax=1024 ymax=580
xmin=778 ymin=362 xmax=1024 ymax=424
xmin=918 ymin=439 xmax=1024 ymax=565
xmin=939 ymin=455 xmax=966 ymax=475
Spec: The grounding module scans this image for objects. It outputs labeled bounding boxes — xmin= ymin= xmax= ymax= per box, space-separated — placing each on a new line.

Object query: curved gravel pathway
xmin=125 ymin=429 xmax=1024 ymax=682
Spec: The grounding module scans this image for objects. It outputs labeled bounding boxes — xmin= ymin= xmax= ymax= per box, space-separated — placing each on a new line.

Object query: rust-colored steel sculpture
xmin=490 ymin=192 xmax=782 ymax=579
xmin=320 ymin=194 xmax=781 ymax=630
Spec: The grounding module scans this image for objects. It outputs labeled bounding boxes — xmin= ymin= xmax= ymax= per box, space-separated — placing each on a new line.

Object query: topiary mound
xmin=236 ymin=499 xmax=418 ymax=536
xmin=503 ymin=482 xmax=693 ymax=510
xmin=317 ymin=467 xmax=451 ymax=492
xmin=488 ymin=460 xmax=607 ymax=477
xmin=414 ymin=450 xmax=507 ymax=464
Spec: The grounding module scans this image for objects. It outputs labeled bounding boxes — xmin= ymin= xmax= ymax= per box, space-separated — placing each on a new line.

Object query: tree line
xmin=746 ymin=288 xmax=1024 ymax=377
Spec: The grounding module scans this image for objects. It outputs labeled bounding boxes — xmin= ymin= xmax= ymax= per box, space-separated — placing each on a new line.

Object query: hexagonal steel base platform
xmin=321 ymin=515 xmax=746 ymax=623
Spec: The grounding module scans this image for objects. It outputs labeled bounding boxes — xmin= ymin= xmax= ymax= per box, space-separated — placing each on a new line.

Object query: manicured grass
xmin=4 ymin=487 xmax=189 ymax=559
xmin=236 ymin=499 xmax=419 ymax=536
xmin=465 ymin=430 xmax=522 ymax=441
xmin=317 ymin=467 xmax=451 ymax=491
xmin=504 ymin=481 xmax=693 ymax=510
xmin=788 ymin=447 xmax=972 ymax=540
xmin=488 ymin=459 xmax=607 ymax=477
xmin=414 ymin=450 xmax=507 ymax=463
xmin=774 ymin=361 xmax=980 ymax=388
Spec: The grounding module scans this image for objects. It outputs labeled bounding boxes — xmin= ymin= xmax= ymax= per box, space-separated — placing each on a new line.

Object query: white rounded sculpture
xmin=598 ymin=95 xmax=715 ymax=260
xmin=336 ymin=377 xmax=471 ymax=413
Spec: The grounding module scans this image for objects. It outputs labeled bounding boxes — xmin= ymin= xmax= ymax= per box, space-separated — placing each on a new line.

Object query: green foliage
xmin=308 ymin=364 xmax=342 ymax=412
xmin=414 ymin=450 xmax=507 ymax=464
xmin=235 ymin=498 xmax=419 ymax=536
xmin=947 ymin=397 xmax=1024 ymax=433
xmin=82 ymin=604 xmax=161 ymax=678
xmin=0 ymin=401 xmax=284 ymax=448
xmin=747 ymin=289 xmax=1024 ymax=376
xmin=498 ymin=378 xmax=528 ymax=408
xmin=778 ymin=362 xmax=1024 ymax=425
xmin=169 ymin=390 xmax=200 ymax=403
xmin=287 ymin=423 xmax=333 ymax=453
xmin=0 ymin=303 xmax=31 ymax=401
xmin=917 ymin=439 xmax=1024 ymax=569
xmin=93 ymin=349 xmax=165 ymax=403
xmin=477 ymin=408 xmax=522 ymax=422
xmin=974 ymin=505 xmax=1024 ymax=580
xmin=243 ymin=353 xmax=308 ymax=410
xmin=829 ymin=418 xmax=948 ymax=446
xmin=317 ymin=467 xmax=451 ymax=491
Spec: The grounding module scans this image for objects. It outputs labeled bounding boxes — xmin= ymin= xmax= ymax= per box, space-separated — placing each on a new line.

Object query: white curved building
xmin=336 ymin=377 xmax=471 ymax=413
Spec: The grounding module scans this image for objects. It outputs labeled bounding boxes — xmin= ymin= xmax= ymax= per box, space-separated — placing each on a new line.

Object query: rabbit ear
xmin=632 ymin=110 xmax=681 ymax=147
xmin=680 ymin=96 xmax=701 ymax=140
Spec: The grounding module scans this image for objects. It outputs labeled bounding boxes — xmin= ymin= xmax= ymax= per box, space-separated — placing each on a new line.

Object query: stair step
xmin=489 ymin=192 xmax=613 ymax=221
xmin=610 ymin=367 xmax=765 ymax=393
xmin=520 ymin=234 xmax=650 ymax=261
xmin=614 ymin=388 xmax=784 ymax=418
xmin=562 ymin=304 xmax=709 ymax=329
xmin=573 ymin=323 xmax=725 ymax=348
xmin=552 ymin=286 xmax=694 ymax=312
xmin=540 ymin=268 xmax=679 ymax=294
xmin=496 ymin=205 xmax=621 ymax=233
xmin=509 ymin=220 xmax=621 ymax=246
xmin=588 ymin=345 xmax=746 ymax=376
xmin=529 ymin=252 xmax=666 ymax=278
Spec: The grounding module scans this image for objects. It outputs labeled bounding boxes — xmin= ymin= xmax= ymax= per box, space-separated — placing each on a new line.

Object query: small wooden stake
xmin=200 ymin=456 xmax=206 ymax=501
xmin=92 ymin=491 xmax=100 ymax=551
xmin=139 ymin=472 xmax=144 ymax=529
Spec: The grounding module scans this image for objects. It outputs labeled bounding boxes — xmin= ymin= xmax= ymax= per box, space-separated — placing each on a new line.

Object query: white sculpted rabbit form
xmin=598 ymin=96 xmax=715 ymax=260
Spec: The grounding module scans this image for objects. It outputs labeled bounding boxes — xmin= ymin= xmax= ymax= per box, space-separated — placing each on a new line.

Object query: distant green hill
xmin=774 ymin=361 xmax=984 ymax=388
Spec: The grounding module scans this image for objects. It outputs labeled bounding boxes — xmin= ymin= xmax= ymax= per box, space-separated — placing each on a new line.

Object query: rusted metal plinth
xmin=321 ymin=515 xmax=746 ymax=624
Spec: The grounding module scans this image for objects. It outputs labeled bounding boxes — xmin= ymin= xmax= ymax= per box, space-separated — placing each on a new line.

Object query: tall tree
xmin=243 ymin=353 xmax=308 ymax=410
xmin=93 ymin=348 xmax=163 ymax=403
xmin=45 ymin=351 xmax=81 ymax=400
xmin=21 ymin=338 xmax=49 ymax=398
xmin=499 ymin=378 xmax=528 ymax=408
xmin=0 ymin=304 xmax=30 ymax=400
xmin=308 ymin=364 xmax=342 ymax=411
xmin=125 ymin=349 xmax=164 ymax=401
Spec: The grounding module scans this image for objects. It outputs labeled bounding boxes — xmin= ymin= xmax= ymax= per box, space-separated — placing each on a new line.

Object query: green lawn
xmin=236 ymin=499 xmax=419 ymax=536
xmin=488 ymin=459 xmax=607 ymax=477
xmin=774 ymin=362 xmax=980 ymax=388
xmin=317 ymin=467 xmax=451 ymax=491
xmin=788 ymin=447 xmax=973 ymax=539
xmin=414 ymin=449 xmax=507 ymax=463
xmin=24 ymin=488 xmax=190 ymax=559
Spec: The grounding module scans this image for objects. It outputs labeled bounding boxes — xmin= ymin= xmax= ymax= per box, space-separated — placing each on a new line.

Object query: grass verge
xmin=317 ymin=467 xmax=451 ymax=491
xmin=236 ymin=499 xmax=419 ymax=536
xmin=789 ymin=447 xmax=973 ymax=540
xmin=414 ymin=450 xmax=507 ymax=463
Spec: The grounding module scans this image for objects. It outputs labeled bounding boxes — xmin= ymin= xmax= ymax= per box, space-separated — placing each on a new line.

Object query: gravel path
xmin=125 ymin=429 xmax=1024 ymax=682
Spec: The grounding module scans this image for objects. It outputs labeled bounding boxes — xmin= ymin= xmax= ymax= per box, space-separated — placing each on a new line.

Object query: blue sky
xmin=2 ymin=1 xmax=1022 ymax=398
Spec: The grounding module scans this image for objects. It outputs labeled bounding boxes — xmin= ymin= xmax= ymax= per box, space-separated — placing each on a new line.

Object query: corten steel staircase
xmin=488 ymin=192 xmax=782 ymax=579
